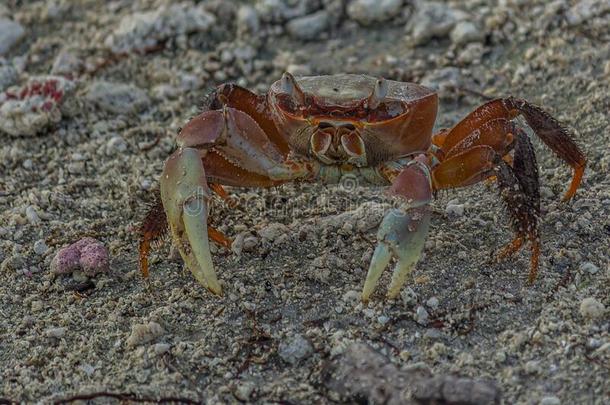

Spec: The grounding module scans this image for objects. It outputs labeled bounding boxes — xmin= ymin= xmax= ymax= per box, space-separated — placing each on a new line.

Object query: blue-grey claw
xmin=362 ymin=207 xmax=431 ymax=301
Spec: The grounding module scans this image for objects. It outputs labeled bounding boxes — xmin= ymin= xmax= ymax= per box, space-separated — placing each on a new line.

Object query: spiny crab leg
xmin=362 ymin=157 xmax=432 ymax=301
xmin=160 ymin=147 xmax=221 ymax=295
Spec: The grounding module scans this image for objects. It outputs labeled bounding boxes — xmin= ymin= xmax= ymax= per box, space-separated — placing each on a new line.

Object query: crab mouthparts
xmin=310 ymin=122 xmax=367 ymax=166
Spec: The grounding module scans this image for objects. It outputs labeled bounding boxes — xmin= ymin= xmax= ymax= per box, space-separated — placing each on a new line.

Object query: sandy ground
xmin=0 ymin=1 xmax=608 ymax=404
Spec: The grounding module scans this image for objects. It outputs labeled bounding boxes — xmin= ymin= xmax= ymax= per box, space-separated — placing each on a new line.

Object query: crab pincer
xmin=362 ymin=157 xmax=432 ymax=301
xmin=161 ymin=147 xmax=222 ymax=294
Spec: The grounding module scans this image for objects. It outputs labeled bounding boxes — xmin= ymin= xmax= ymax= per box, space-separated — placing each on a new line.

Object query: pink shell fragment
xmin=50 ymin=238 xmax=109 ymax=276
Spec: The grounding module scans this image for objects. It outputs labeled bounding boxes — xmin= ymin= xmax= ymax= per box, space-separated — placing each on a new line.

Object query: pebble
xmin=416 ymin=305 xmax=429 ymax=325
xmin=153 ymin=342 xmax=171 ymax=355
xmin=0 ymin=18 xmax=25 ymax=55
xmin=234 ymin=381 xmax=256 ymax=401
xmin=286 ymin=10 xmax=330 ymax=41
xmin=86 ymin=81 xmax=150 ymax=114
xmin=237 ymin=5 xmax=260 ymax=35
xmin=51 ymin=237 xmax=110 ymax=276
xmin=420 ymin=67 xmax=466 ymax=97
xmin=540 ymin=396 xmax=561 ymax=405
xmin=579 ymin=297 xmax=605 ymax=319
xmin=278 ymin=334 xmax=313 ymax=365
xmin=51 ymin=49 xmax=83 ymax=75
xmin=426 ymin=296 xmax=439 ymax=309
xmin=450 ymin=21 xmax=484 ymax=46
xmin=0 ymin=64 xmax=18 ymax=91
xmin=0 ymin=76 xmax=75 ymax=137
xmin=347 ymin=0 xmax=404 ymax=26
xmin=126 ymin=322 xmax=165 ymax=347
xmin=406 ymin=2 xmax=466 ymax=46
xmin=105 ymin=136 xmax=128 ymax=155
xmin=445 ymin=202 xmax=465 ymax=217
xmin=566 ymin=0 xmax=610 ymax=26
xmin=579 ymin=261 xmax=599 ymax=275
xmin=25 ymin=206 xmax=41 ymax=225
xmin=33 ymin=239 xmax=48 ymax=255
xmin=45 ymin=327 xmax=66 ymax=338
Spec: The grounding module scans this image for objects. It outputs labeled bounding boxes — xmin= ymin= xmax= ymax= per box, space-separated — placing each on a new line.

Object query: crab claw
xmin=362 ymin=157 xmax=432 ymax=301
xmin=160 ymin=147 xmax=222 ymax=295
xmin=362 ymin=207 xmax=431 ymax=301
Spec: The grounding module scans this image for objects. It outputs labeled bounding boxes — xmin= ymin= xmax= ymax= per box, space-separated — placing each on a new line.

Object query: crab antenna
xmin=281 ymin=72 xmax=306 ymax=104
xmin=367 ymin=78 xmax=388 ymax=109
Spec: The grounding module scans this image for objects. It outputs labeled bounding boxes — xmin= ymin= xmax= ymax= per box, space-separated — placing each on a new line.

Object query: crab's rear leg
xmin=362 ymin=157 xmax=432 ymax=301
xmin=431 ymin=123 xmax=542 ymax=282
xmin=436 ymin=98 xmax=586 ymax=200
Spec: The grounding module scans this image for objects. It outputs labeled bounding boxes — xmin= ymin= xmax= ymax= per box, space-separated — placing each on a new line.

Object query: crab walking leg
xmin=363 ymin=157 xmax=432 ymax=301
xmin=160 ymin=147 xmax=222 ymax=295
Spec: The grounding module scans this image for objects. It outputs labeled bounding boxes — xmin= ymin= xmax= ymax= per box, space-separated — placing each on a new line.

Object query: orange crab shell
xmin=267 ymin=74 xmax=439 ymax=165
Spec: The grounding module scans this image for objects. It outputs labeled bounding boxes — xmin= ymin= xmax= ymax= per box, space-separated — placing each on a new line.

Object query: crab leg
xmin=363 ymin=157 xmax=432 ymax=301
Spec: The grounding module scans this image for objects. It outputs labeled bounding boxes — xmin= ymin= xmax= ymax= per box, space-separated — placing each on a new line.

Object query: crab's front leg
xmin=160 ymin=108 xmax=314 ymax=295
xmin=362 ymin=156 xmax=432 ymax=301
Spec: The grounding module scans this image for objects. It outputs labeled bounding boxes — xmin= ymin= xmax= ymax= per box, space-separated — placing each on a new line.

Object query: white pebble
xmin=153 ymin=343 xmax=171 ymax=355
xmin=33 ymin=239 xmax=48 ymax=255
xmin=416 ymin=305 xmax=429 ymax=324
xmin=446 ymin=203 xmax=465 ymax=217
xmin=377 ymin=315 xmax=390 ymax=325
xmin=579 ymin=297 xmax=605 ymax=319
xmin=579 ymin=261 xmax=599 ymax=275
xmin=45 ymin=327 xmax=66 ymax=338
xmin=540 ymin=396 xmax=561 ymax=405
xmin=426 ymin=296 xmax=439 ymax=309
xmin=25 ymin=206 xmax=41 ymax=225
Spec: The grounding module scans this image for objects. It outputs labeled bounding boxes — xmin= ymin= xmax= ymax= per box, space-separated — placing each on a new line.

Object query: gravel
xmin=0 ymin=0 xmax=608 ymax=403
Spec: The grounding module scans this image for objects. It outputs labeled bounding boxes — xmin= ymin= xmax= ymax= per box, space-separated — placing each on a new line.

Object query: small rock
xmin=416 ymin=305 xmax=429 ymax=325
xmin=51 ymin=49 xmax=84 ymax=75
xmin=0 ymin=18 xmax=25 ymax=55
xmin=566 ymin=0 xmax=610 ymax=26
xmin=234 ymin=381 xmax=256 ymax=401
xmin=286 ymin=10 xmax=330 ymax=41
xmin=524 ymin=360 xmax=540 ymax=374
xmin=579 ymin=297 xmax=605 ymax=319
xmin=540 ymin=396 xmax=561 ymax=405
xmin=25 ymin=206 xmax=41 ymax=225
xmin=51 ymin=237 xmax=110 ymax=276
xmin=347 ymin=0 xmax=404 ymax=26
xmin=0 ymin=64 xmax=18 ymax=91
xmin=105 ymin=136 xmax=128 ymax=155
xmin=153 ymin=343 xmax=171 ymax=355
xmin=33 ymin=239 xmax=48 ymax=255
xmin=86 ymin=81 xmax=150 ymax=114
xmin=0 ymin=76 xmax=75 ymax=137
xmin=579 ymin=261 xmax=599 ymax=275
xmin=426 ymin=296 xmax=439 ymax=309
xmin=237 ymin=5 xmax=260 ymax=35
xmin=445 ymin=202 xmax=465 ymax=217
xmin=450 ymin=21 xmax=484 ymax=46
xmin=45 ymin=327 xmax=66 ymax=338
xmin=278 ymin=334 xmax=313 ymax=365
xmin=126 ymin=321 xmax=165 ymax=347
xmin=406 ymin=2 xmax=466 ymax=46
xmin=258 ymin=223 xmax=289 ymax=243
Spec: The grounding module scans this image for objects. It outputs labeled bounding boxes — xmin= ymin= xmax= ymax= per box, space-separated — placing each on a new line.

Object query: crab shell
xmin=267 ymin=74 xmax=438 ymax=166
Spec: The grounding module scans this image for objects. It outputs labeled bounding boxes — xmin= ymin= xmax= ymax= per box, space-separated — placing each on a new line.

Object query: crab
xmin=139 ymin=73 xmax=586 ymax=301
